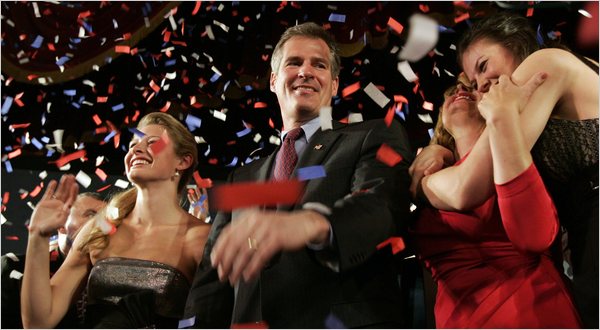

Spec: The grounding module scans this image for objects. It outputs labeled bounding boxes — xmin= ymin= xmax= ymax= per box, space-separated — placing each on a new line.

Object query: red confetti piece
xmin=55 ymin=150 xmax=86 ymax=168
xmin=387 ymin=17 xmax=404 ymax=35
xmin=50 ymin=249 xmax=59 ymax=261
xmin=394 ymin=95 xmax=408 ymax=103
xmin=115 ymin=45 xmax=131 ymax=54
xmin=163 ymin=30 xmax=172 ymax=42
xmin=419 ymin=4 xmax=430 ymax=12
xmin=254 ymin=102 xmax=268 ymax=108
xmin=5 ymin=236 xmax=19 ymax=241
xmin=376 ymin=143 xmax=403 ymax=167
xmin=342 ymin=82 xmax=361 ymax=98
xmin=9 ymin=123 xmax=31 ymax=130
xmin=92 ymin=114 xmax=102 ymax=126
xmin=191 ymin=1 xmax=202 ymax=15
xmin=20 ymin=192 xmax=28 ymax=199
xmin=95 ymin=168 xmax=108 ymax=181
xmin=149 ymin=131 xmax=170 ymax=154
xmin=211 ymin=180 xmax=304 ymax=211
xmin=231 ymin=321 xmax=269 ymax=329
xmin=47 ymin=43 xmax=56 ymax=51
xmin=377 ymin=237 xmax=406 ymax=254
xmin=526 ymin=2 xmax=534 ymax=17
xmin=454 ymin=12 xmax=470 ymax=23
xmin=384 ymin=106 xmax=395 ymax=127
xmin=97 ymin=96 xmax=108 ymax=103
xmin=2 ymin=192 xmax=9 ymax=205
xmin=8 ymin=149 xmax=22 ymax=159
xmin=159 ymin=101 xmax=171 ymax=112
xmin=30 ymin=185 xmax=42 ymax=198
xmin=132 ymin=110 xmax=141 ymax=122
xmin=193 ymin=171 xmax=213 ymax=189
xmin=97 ymin=184 xmax=112 ymax=193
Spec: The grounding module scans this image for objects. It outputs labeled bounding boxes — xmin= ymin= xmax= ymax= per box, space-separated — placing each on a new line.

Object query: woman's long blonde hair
xmin=78 ymin=112 xmax=198 ymax=253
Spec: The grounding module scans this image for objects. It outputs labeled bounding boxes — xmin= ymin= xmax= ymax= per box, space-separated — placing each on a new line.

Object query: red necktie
xmin=273 ymin=127 xmax=304 ymax=181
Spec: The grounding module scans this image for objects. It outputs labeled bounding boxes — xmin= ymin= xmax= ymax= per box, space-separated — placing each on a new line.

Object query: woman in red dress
xmin=411 ymin=73 xmax=581 ymax=328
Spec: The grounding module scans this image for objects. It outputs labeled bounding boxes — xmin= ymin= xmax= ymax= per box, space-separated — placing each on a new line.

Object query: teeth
xmin=295 ymin=86 xmax=315 ymax=92
xmin=132 ymin=159 xmax=150 ymax=166
xmin=455 ymin=95 xmax=472 ymax=101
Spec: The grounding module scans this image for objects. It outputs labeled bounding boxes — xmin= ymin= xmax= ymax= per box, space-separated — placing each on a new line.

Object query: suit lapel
xmin=294 ymin=121 xmax=344 ymax=171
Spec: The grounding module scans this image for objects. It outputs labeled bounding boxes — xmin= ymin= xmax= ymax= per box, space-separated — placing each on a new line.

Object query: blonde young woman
xmin=21 ymin=112 xmax=210 ymax=328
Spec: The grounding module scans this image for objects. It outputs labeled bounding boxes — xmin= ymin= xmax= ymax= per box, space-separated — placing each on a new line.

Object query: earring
xmin=171 ymin=170 xmax=180 ymax=181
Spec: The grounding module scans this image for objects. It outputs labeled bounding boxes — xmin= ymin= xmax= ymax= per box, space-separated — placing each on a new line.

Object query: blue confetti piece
xmin=71 ymin=102 xmax=80 ymax=109
xmin=324 ymin=313 xmax=346 ymax=329
xmin=1 ymin=96 xmax=13 ymax=115
xmin=82 ymin=21 xmax=93 ymax=33
xmin=103 ymin=131 xmax=117 ymax=143
xmin=244 ymin=85 xmax=253 ymax=92
xmin=297 ymin=165 xmax=326 ymax=181
xmin=225 ymin=156 xmax=238 ymax=167
xmin=4 ymin=160 xmax=13 ymax=173
xmin=31 ymin=35 xmax=44 ymax=49
xmin=165 ymin=59 xmax=177 ymax=67
xmin=70 ymin=37 xmax=81 ymax=44
xmin=438 ymin=25 xmax=455 ymax=33
xmin=4 ymin=146 xmax=12 ymax=151
xmin=209 ymin=72 xmax=221 ymax=83
xmin=112 ymin=103 xmax=124 ymax=111
xmin=177 ymin=316 xmax=195 ymax=328
xmin=428 ymin=128 xmax=434 ymax=139
xmin=396 ymin=108 xmax=405 ymax=121
xmin=46 ymin=149 xmax=54 ymax=157
xmin=328 ymin=13 xmax=346 ymax=23
xmin=41 ymin=136 xmax=50 ymax=143
xmin=185 ymin=114 xmax=202 ymax=131
xmin=63 ymin=89 xmax=77 ymax=96
xmin=204 ymin=145 xmax=211 ymax=157
xmin=536 ymin=24 xmax=544 ymax=46
xmin=55 ymin=55 xmax=70 ymax=66
xmin=128 ymin=128 xmax=145 ymax=137
xmin=31 ymin=138 xmax=44 ymax=150
xmin=236 ymin=127 xmax=252 ymax=138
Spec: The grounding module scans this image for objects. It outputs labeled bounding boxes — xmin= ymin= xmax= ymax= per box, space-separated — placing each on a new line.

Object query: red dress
xmin=413 ymin=162 xmax=582 ymax=328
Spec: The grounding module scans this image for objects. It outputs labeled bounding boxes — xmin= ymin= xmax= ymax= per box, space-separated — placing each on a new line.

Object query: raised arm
xmin=480 ymin=74 xmax=558 ymax=253
xmin=420 ymin=49 xmax=573 ymax=211
xmin=21 ymin=175 xmax=90 ymax=328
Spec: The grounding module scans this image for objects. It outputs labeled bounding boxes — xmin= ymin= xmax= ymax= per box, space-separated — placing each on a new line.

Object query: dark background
xmin=2 ymin=1 xmax=598 ymax=254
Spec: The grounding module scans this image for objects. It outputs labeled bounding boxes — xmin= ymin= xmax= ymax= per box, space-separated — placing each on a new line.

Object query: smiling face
xmin=124 ymin=124 xmax=183 ymax=186
xmin=270 ymin=36 xmax=339 ymax=129
xmin=58 ymin=195 xmax=105 ymax=255
xmin=461 ymin=38 xmax=520 ymax=93
xmin=440 ymin=75 xmax=484 ymax=137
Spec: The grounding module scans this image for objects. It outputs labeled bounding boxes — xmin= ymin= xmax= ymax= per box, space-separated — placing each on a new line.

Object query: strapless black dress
xmin=84 ymin=257 xmax=190 ymax=328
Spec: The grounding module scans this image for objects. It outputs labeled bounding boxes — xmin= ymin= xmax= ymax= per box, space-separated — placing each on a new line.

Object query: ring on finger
xmin=247 ymin=237 xmax=258 ymax=251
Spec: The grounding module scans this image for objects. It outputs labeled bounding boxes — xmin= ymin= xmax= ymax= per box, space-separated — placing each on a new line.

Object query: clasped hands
xmin=210 ymin=208 xmax=330 ymax=284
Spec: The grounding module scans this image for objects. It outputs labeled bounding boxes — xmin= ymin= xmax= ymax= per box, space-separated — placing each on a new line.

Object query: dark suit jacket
xmin=184 ymin=119 xmax=414 ymax=328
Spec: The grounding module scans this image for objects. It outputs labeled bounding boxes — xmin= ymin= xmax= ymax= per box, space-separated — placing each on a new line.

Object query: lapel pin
xmin=314 ymin=144 xmax=323 ymax=150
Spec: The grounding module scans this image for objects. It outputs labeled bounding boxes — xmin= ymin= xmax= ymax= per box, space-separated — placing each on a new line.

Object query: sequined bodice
xmin=532 ymin=118 xmax=598 ymax=183
xmin=87 ymin=257 xmax=190 ymax=318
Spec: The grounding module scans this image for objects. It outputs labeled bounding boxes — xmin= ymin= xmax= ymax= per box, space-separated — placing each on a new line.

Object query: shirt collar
xmin=281 ymin=116 xmax=321 ymax=143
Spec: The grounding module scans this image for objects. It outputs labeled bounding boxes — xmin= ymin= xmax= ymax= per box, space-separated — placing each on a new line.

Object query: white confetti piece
xmin=399 ymin=14 xmax=439 ymax=62
xmin=213 ymin=110 xmax=226 ymax=121
xmin=348 ymin=113 xmax=363 ymax=123
xmin=75 ymin=170 xmax=92 ymax=188
xmin=114 ymin=179 xmax=130 ymax=189
xmin=417 ymin=113 xmax=433 ymax=123
xmin=398 ymin=61 xmax=418 ymax=82
xmin=319 ymin=106 xmax=333 ymax=131
xmin=9 ymin=270 xmax=23 ymax=280
xmin=363 ymin=83 xmax=390 ymax=108
xmin=5 ymin=252 xmax=19 ymax=262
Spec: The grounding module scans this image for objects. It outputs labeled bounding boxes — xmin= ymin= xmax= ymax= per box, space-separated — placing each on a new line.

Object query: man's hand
xmin=210 ymin=209 xmax=330 ymax=284
xmin=408 ymin=145 xmax=454 ymax=199
xmin=29 ymin=175 xmax=79 ymax=237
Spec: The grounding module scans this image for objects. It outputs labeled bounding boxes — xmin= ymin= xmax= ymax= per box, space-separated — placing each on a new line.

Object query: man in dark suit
xmin=183 ymin=22 xmax=414 ymax=328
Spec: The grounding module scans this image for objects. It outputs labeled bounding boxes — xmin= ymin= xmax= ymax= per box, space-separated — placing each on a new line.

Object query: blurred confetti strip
xmin=149 ymin=130 xmax=170 ymax=154
xmin=193 ymin=171 xmax=213 ymax=188
xmin=55 ymin=150 xmax=86 ymax=168
xmin=210 ymin=180 xmax=304 ymax=211
xmin=399 ymin=13 xmax=439 ymax=62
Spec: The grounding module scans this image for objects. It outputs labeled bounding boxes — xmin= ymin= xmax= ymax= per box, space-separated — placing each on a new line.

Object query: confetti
xmin=297 ymin=165 xmax=326 ymax=181
xmin=363 ymin=83 xmax=390 ymax=108
xmin=55 ymin=150 xmax=86 ymax=169
xmin=75 ymin=170 xmax=92 ymax=188
xmin=114 ymin=179 xmax=130 ymax=189
xmin=399 ymin=14 xmax=439 ymax=62
xmin=387 ymin=17 xmax=404 ymax=35
xmin=341 ymin=82 xmax=360 ymax=98
xmin=377 ymin=236 xmax=406 ymax=254
xmin=376 ymin=144 xmax=403 ymax=167
xmin=210 ymin=180 xmax=304 ymax=211
xmin=149 ymin=130 xmax=170 ymax=154
xmin=397 ymin=61 xmax=418 ymax=82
